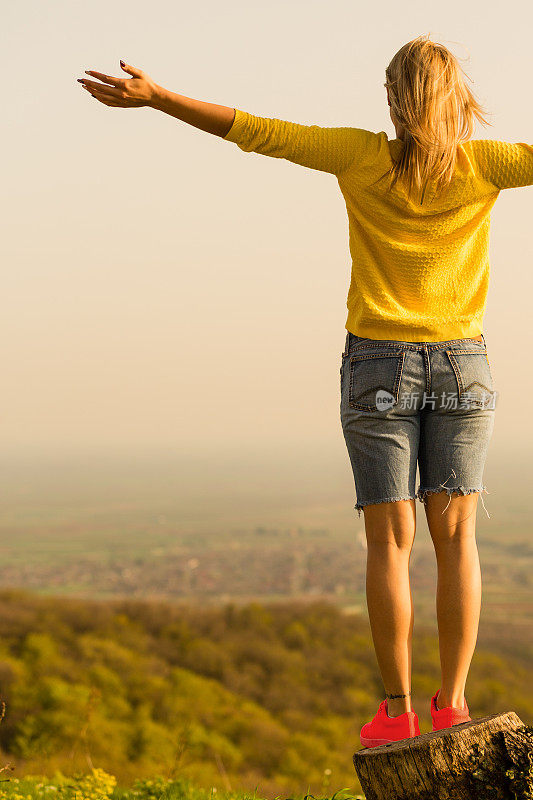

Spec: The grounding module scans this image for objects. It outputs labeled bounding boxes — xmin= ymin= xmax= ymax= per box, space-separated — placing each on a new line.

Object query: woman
xmin=77 ymin=34 xmax=532 ymax=748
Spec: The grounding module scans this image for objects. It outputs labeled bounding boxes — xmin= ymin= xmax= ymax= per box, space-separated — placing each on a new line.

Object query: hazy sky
xmin=3 ymin=0 xmax=532 ymax=467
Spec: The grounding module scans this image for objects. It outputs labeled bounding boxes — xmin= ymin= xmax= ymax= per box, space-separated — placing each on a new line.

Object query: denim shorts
xmin=340 ymin=331 xmax=497 ymax=518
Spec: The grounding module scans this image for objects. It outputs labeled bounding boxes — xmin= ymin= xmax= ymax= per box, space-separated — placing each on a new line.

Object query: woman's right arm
xmin=78 ymin=61 xmax=236 ymax=137
xmin=78 ymin=61 xmax=379 ymax=176
xmin=151 ymin=86 xmax=236 ymax=138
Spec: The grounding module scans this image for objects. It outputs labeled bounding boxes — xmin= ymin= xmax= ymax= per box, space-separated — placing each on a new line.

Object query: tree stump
xmin=353 ymin=712 xmax=533 ymax=800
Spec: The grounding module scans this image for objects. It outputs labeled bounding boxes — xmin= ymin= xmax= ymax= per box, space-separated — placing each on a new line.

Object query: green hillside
xmin=0 ymin=590 xmax=529 ymax=797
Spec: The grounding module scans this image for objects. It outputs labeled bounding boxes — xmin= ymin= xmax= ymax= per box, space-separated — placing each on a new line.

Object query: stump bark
xmin=353 ymin=712 xmax=533 ymax=800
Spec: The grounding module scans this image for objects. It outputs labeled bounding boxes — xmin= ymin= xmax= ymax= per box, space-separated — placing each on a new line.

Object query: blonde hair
xmin=384 ymin=34 xmax=492 ymax=204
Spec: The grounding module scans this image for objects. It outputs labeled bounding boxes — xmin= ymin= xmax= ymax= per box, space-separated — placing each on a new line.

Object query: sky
xmin=2 ymin=0 xmax=532 ymax=478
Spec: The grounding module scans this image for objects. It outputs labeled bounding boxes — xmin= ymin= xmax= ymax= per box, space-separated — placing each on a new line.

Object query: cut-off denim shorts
xmin=340 ymin=331 xmax=497 ymax=519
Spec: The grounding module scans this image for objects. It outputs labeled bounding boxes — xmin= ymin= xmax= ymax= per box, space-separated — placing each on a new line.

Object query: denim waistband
xmin=344 ymin=331 xmax=487 ymax=355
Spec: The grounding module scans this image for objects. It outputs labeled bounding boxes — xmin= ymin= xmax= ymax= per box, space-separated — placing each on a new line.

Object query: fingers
xmin=84 ymin=70 xmax=124 ymax=87
xmin=80 ymin=79 xmax=122 ymax=99
xmin=82 ymin=84 xmax=135 ymax=107
xmin=96 ymin=99 xmax=124 ymax=107
xmin=77 ymin=62 xmax=148 ymax=107
xmin=88 ymin=89 xmax=123 ymax=104
xmin=87 ymin=90 xmax=124 ymax=107
xmin=119 ymin=60 xmax=143 ymax=78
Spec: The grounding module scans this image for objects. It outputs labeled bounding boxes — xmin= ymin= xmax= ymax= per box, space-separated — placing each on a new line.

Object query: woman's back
xmin=224 ymin=109 xmax=533 ymax=341
xmin=337 ymin=130 xmax=533 ymax=340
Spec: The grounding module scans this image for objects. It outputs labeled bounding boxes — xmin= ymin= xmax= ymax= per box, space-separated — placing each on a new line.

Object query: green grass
xmin=0 ymin=772 xmax=365 ymax=800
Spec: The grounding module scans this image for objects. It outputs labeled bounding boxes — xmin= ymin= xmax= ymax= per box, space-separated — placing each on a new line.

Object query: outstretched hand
xmin=77 ymin=61 xmax=158 ymax=108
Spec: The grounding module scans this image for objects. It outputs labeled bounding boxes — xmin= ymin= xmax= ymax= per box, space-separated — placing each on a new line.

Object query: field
xmin=0 ymin=448 xmax=531 ymax=633
xmin=0 ymin=448 xmax=530 ymax=798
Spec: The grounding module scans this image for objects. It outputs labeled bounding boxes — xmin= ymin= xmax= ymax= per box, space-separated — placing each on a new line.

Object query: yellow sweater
xmin=223 ymin=108 xmax=533 ymax=341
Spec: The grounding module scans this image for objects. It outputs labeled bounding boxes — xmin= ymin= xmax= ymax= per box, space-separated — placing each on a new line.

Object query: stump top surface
xmin=354 ymin=711 xmax=521 ymax=757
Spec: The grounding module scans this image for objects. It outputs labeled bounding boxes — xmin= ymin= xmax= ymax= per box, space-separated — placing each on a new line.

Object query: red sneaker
xmin=360 ymin=699 xmax=420 ymax=748
xmin=430 ymin=688 xmax=471 ymax=731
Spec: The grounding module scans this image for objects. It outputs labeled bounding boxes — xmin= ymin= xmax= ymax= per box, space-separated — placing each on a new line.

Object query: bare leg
xmin=423 ymin=491 xmax=481 ymax=709
xmin=362 ymin=498 xmax=416 ymax=717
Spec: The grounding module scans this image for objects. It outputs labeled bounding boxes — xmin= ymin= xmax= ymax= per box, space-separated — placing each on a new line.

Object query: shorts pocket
xmin=348 ymin=351 xmax=405 ymax=411
xmin=445 ymin=349 xmax=495 ymax=408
